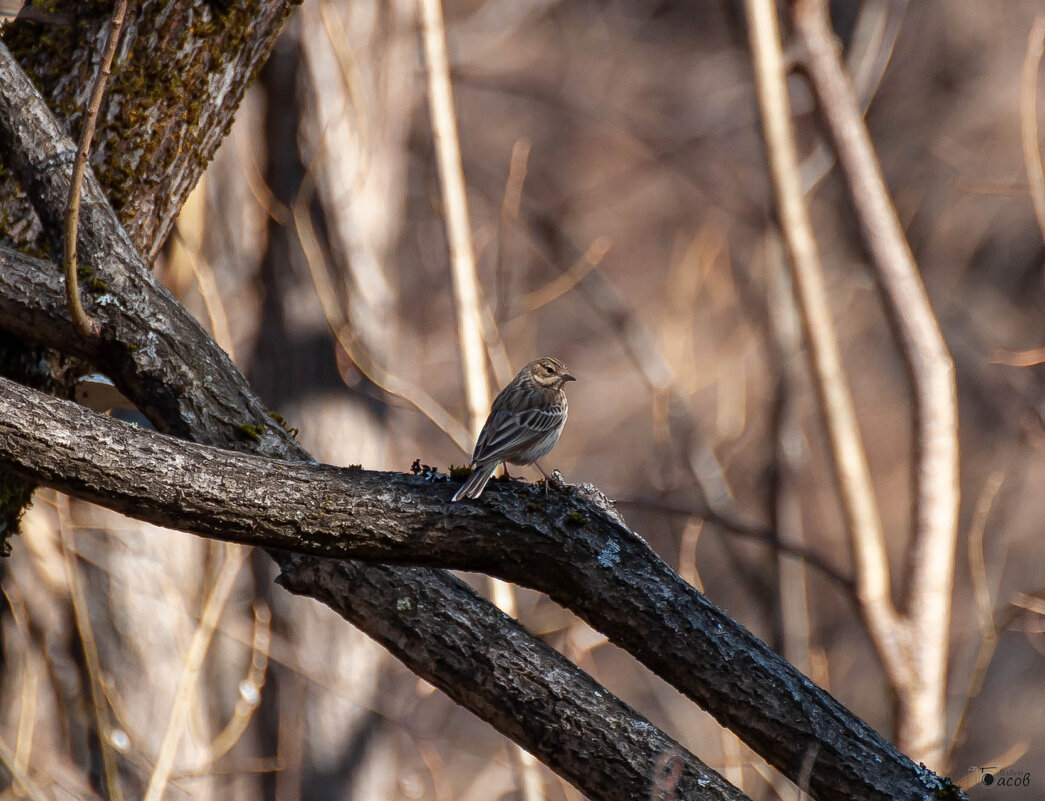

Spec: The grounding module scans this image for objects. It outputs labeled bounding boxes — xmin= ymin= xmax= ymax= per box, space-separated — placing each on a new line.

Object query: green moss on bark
xmin=0 ymin=0 xmax=298 ymax=550
xmin=3 ymin=0 xmax=297 ymax=256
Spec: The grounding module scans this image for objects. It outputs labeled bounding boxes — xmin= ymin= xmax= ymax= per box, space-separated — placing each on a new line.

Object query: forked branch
xmin=791 ymin=0 xmax=960 ymax=769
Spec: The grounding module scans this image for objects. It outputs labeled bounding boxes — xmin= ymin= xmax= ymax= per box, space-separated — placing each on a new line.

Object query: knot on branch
xmin=569 ymin=482 xmax=627 ymax=528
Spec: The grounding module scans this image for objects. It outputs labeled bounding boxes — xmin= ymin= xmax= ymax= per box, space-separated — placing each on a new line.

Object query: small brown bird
xmin=452 ymin=357 xmax=576 ymax=501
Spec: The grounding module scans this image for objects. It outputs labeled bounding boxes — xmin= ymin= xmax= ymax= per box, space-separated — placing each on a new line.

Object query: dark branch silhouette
xmin=0 ymin=374 xmax=953 ymax=801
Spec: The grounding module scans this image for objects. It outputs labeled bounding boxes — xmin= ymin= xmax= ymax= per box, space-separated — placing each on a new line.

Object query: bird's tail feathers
xmin=452 ymin=462 xmax=497 ymax=501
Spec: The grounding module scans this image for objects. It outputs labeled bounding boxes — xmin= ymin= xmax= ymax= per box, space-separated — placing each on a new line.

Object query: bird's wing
xmin=472 ymin=404 xmax=566 ymax=464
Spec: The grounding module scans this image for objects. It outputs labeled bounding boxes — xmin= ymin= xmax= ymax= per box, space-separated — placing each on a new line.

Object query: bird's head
xmin=528 ymin=356 xmax=577 ymax=389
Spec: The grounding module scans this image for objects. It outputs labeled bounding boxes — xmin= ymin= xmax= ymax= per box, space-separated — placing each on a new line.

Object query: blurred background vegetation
xmin=1 ymin=1 xmax=1043 ymax=799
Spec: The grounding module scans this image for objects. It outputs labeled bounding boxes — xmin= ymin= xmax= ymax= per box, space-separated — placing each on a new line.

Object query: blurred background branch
xmin=793 ymin=0 xmax=961 ymax=769
xmin=1020 ymin=16 xmax=1045 ymax=246
xmin=745 ymin=0 xmax=909 ymax=709
xmin=420 ymin=0 xmax=491 ymax=436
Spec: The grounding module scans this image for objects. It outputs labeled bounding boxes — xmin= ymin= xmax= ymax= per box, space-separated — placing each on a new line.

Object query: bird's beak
xmin=563 ymin=372 xmax=577 ymax=382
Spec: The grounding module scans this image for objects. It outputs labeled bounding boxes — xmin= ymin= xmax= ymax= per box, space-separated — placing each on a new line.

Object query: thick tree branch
xmin=0 ymin=43 xmax=294 ymax=451
xmin=0 ymin=376 xmax=957 ymax=801
xmin=276 ymin=557 xmax=735 ymax=801
xmin=0 ymin=377 xmax=744 ymax=801
xmin=0 ymin=0 xmax=295 ymax=543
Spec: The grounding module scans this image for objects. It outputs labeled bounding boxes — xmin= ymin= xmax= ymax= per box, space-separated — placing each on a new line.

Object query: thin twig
xmin=3 ymin=582 xmax=39 ymax=780
xmin=616 ymin=498 xmax=853 ymax=591
xmin=495 ymin=137 xmax=531 ymax=324
xmin=1020 ymin=16 xmax=1045 ymax=245
xmin=1011 ymin=590 xmax=1045 ymax=616
xmin=170 ymin=178 xmax=237 ymax=362
xmin=62 ymin=0 xmax=128 ymax=338
xmin=676 ymin=519 xmax=704 ymax=593
xmin=14 ymin=648 xmax=39 ymax=779
xmin=486 ymin=139 xmax=533 ymax=388
xmin=744 ymin=0 xmax=908 ymax=692
xmin=292 ymin=172 xmax=472 ymax=453
xmin=799 ymin=0 xmax=908 ymax=193
xmin=233 ymin=123 xmax=290 ymax=225
xmin=480 ymin=299 xmax=515 ymax=389
xmin=416 ymin=741 xmax=453 ymax=801
xmin=518 ymin=237 xmax=612 ymax=313
xmin=793 ymin=0 xmax=960 ymax=768
xmin=57 ymin=495 xmax=124 ymax=801
xmin=419 ymin=0 xmax=490 ymax=436
xmin=142 ymin=544 xmax=249 ymax=801
xmin=0 ymin=736 xmax=49 ymax=801
xmin=317 ymin=0 xmax=372 ymax=193
xmin=174 ymin=230 xmax=236 ymax=361
xmin=765 ymin=231 xmax=813 ymax=674
xmin=969 ymin=473 xmax=1006 ymax=641
xmin=203 ymin=602 xmax=271 ymax=765
xmin=946 ymin=471 xmax=1005 ymax=759
xmin=796 ymin=743 xmax=820 ymax=801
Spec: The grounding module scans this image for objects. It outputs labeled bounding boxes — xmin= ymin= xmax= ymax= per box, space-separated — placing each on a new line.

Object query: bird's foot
xmin=499 ymin=465 xmax=528 ymax=483
xmin=535 ymin=464 xmax=568 ymax=496
xmin=547 ymin=469 xmax=568 ymax=493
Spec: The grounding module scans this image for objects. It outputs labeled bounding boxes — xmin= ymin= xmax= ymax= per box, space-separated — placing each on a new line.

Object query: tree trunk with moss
xmin=0 ymin=0 xmax=296 ymax=543
xmin=2 ymin=0 xmax=297 ymax=257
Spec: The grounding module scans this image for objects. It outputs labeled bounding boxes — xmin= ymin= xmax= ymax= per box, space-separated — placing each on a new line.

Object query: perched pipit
xmin=452 ymin=357 xmax=575 ymax=501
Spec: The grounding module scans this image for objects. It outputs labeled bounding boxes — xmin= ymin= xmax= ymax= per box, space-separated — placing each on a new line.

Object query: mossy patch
xmin=3 ymin=0 xmax=297 ymax=241
xmin=448 ymin=464 xmax=473 ymax=482
xmin=235 ymin=422 xmax=264 ymax=443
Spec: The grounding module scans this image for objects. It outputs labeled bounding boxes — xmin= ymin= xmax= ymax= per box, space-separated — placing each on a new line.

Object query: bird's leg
xmin=534 ymin=462 xmax=566 ymax=496
xmin=501 ymin=464 xmax=524 ymax=482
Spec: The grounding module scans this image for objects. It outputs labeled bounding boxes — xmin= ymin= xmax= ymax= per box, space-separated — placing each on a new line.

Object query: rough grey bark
xmin=1 ymin=0 xmax=298 ymax=260
xmin=0 ymin=1 xmax=298 ymax=540
xmin=276 ymin=558 xmax=719 ymax=801
xmin=0 ymin=43 xmax=294 ymax=450
xmin=0 ymin=1 xmax=296 ymax=544
xmin=0 ymin=377 xmax=959 ymax=801
xmin=0 ymin=377 xmax=746 ymax=801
